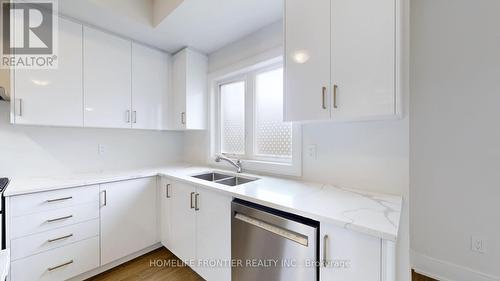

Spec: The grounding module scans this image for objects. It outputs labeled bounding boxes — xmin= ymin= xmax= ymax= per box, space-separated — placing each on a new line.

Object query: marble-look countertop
xmin=4 ymin=164 xmax=402 ymax=241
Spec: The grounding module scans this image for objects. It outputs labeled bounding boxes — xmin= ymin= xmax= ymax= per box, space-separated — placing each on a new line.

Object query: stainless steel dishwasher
xmin=232 ymin=199 xmax=319 ymax=281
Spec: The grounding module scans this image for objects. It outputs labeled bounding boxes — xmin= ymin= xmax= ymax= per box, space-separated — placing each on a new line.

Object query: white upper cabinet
xmin=83 ymin=27 xmax=132 ymax=129
xmin=284 ymin=0 xmax=399 ymax=122
xmin=284 ymin=0 xmax=331 ymax=122
xmin=13 ymin=18 xmax=83 ymax=126
xmin=132 ymin=43 xmax=170 ymax=130
xmin=331 ymin=0 xmax=396 ymax=120
xmin=171 ymin=48 xmax=207 ymax=130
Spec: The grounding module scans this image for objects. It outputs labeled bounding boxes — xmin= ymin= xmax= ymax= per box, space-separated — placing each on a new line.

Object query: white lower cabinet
xmin=194 ymin=187 xmax=232 ymax=281
xmin=11 ymin=237 xmax=99 ymax=281
xmin=99 ymin=177 xmax=159 ymax=265
xmin=320 ymin=222 xmax=384 ymax=281
xmin=168 ymin=180 xmax=197 ymax=263
xmin=161 ymin=178 xmax=231 ymax=281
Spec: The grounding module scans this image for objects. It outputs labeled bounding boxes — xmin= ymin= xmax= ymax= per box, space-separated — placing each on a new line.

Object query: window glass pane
xmin=255 ymin=68 xmax=292 ymax=159
xmin=220 ymin=81 xmax=245 ymax=155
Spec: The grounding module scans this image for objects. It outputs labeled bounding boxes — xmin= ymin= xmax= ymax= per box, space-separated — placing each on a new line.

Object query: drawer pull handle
xmin=48 ymin=260 xmax=74 ymax=271
xmin=46 ymin=196 xmax=73 ymax=203
xmin=47 ymin=215 xmax=73 ymax=223
xmin=47 ymin=233 xmax=73 ymax=243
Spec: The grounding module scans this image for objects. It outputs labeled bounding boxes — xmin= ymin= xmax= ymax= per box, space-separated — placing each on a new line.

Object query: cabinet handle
xmin=323 ymin=235 xmax=329 ymax=267
xmin=190 ymin=192 xmax=195 ymax=209
xmin=322 ymin=87 xmax=327 ymax=109
xmin=166 ymin=184 xmax=171 ymax=198
xmin=15 ymin=98 xmax=23 ymax=116
xmin=181 ymin=112 xmax=186 ymax=125
xmin=333 ymin=84 xmax=338 ymax=109
xmin=46 ymin=196 xmax=72 ymax=203
xmin=126 ymin=110 xmax=131 ymax=123
xmin=102 ymin=190 xmax=107 ymax=206
xmin=48 ymin=260 xmax=74 ymax=271
xmin=47 ymin=233 xmax=73 ymax=243
xmin=46 ymin=215 xmax=73 ymax=223
xmin=195 ymin=193 xmax=200 ymax=211
xmin=132 ymin=111 xmax=137 ymax=123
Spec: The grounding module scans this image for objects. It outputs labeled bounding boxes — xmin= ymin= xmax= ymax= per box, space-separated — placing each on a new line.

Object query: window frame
xmin=211 ymin=60 xmax=302 ymax=176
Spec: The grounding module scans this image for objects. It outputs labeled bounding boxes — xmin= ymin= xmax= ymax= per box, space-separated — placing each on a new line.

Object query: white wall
xmin=411 ymin=1 xmax=500 ymax=280
xmin=0 ymin=102 xmax=184 ymax=178
xmin=191 ymin=13 xmax=411 ymax=281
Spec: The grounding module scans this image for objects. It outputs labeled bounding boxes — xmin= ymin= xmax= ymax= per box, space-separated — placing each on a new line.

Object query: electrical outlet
xmin=471 ymin=235 xmax=486 ymax=253
xmin=307 ymin=144 xmax=317 ymax=159
xmin=98 ymin=144 xmax=106 ymax=155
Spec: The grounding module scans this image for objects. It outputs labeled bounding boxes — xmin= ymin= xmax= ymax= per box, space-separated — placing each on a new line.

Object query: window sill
xmin=211 ymin=158 xmax=301 ymax=177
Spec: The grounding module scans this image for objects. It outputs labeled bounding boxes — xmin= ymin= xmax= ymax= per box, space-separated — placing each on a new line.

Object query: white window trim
xmin=208 ymin=56 xmax=302 ymax=177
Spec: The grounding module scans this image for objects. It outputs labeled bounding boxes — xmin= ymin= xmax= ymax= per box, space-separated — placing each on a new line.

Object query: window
xmin=213 ymin=63 xmax=301 ymax=176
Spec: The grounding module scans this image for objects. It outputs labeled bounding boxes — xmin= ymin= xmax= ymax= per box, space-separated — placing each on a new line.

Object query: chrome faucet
xmin=215 ymin=155 xmax=242 ymax=173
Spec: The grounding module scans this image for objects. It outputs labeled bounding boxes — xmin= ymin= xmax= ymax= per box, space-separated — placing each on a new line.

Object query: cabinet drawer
xmin=10 ymin=185 xmax=99 ymax=217
xmin=11 ymin=219 xmax=99 ymax=260
xmin=10 ymin=201 xmax=99 ymax=239
xmin=11 ymin=236 xmax=99 ymax=281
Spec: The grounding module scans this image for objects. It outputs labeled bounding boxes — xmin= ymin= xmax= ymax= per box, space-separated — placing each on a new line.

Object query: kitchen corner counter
xmin=5 ymin=164 xmax=402 ymax=242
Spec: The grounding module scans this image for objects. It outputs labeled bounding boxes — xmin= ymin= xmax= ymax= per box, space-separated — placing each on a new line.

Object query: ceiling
xmin=58 ymin=0 xmax=283 ymax=54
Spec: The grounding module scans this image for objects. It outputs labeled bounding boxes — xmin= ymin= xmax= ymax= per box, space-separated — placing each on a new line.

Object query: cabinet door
xmin=100 ymin=177 xmax=158 ymax=265
xmin=284 ymin=0 xmax=331 ymax=122
xmin=320 ymin=223 xmax=381 ymax=281
xmin=159 ymin=177 xmax=172 ymax=249
xmin=184 ymin=49 xmax=207 ymax=130
xmin=171 ymin=50 xmax=187 ymax=130
xmin=132 ymin=43 xmax=170 ymax=130
xmin=83 ymin=27 xmax=132 ymax=128
xmin=169 ymin=180 xmax=196 ymax=262
xmin=331 ymin=0 xmax=396 ymax=120
xmin=14 ymin=18 xmax=83 ymax=126
xmin=194 ymin=188 xmax=231 ymax=281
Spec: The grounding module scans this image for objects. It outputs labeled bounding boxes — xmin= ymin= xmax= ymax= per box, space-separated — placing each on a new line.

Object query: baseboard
xmin=69 ymin=243 xmax=163 ymax=281
xmin=411 ymin=250 xmax=500 ymax=281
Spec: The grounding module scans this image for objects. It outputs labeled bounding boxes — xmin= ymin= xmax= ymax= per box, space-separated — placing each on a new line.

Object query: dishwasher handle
xmin=234 ymin=212 xmax=309 ymax=246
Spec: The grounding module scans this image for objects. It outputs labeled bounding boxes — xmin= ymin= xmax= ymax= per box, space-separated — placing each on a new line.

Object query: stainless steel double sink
xmin=191 ymin=172 xmax=258 ymax=186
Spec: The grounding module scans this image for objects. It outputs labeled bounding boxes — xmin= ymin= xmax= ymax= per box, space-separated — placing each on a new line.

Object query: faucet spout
xmin=215 ymin=155 xmax=242 ymax=173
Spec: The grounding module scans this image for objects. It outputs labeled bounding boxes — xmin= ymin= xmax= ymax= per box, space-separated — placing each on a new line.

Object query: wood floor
xmin=86 ymin=248 xmax=204 ymax=281
xmin=86 ymin=248 xmax=438 ymax=281
xmin=412 ymin=269 xmax=438 ymax=281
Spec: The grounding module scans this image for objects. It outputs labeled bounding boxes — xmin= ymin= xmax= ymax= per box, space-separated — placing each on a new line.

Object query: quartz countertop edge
xmin=4 ymin=164 xmax=402 ymax=242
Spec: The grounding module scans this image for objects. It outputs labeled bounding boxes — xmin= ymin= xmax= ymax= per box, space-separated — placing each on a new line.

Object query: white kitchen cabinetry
xmin=168 ymin=180 xmax=197 ymax=263
xmin=284 ymin=0 xmax=331 ymax=122
xmin=83 ymin=27 xmax=132 ymax=129
xmin=171 ymin=48 xmax=208 ymax=130
xmin=194 ymin=187 xmax=232 ymax=281
xmin=159 ymin=177 xmax=173 ymax=249
xmin=165 ymin=179 xmax=231 ymax=281
xmin=12 ymin=18 xmax=83 ymax=126
xmin=320 ymin=222 xmax=395 ymax=281
xmin=100 ymin=177 xmax=158 ymax=265
xmin=284 ymin=0 xmax=399 ymax=122
xmin=132 ymin=43 xmax=170 ymax=130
